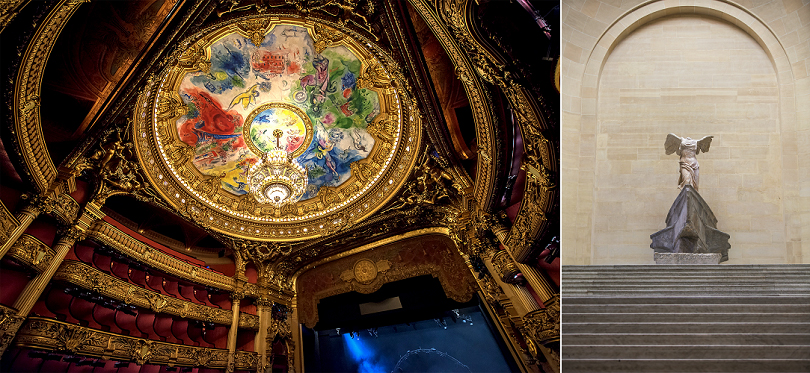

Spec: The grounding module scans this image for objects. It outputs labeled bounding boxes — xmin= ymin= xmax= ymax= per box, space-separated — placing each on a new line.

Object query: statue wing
xmin=696 ymin=135 xmax=713 ymax=154
xmin=664 ymin=133 xmax=681 ymax=155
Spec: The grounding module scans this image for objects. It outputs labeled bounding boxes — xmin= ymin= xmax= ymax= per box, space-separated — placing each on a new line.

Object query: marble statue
xmin=665 ymin=134 xmax=713 ymax=192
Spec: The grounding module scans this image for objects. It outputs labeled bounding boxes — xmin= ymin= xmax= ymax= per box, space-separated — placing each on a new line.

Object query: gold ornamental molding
xmin=0 ymin=201 xmax=20 ymax=245
xmin=14 ymin=317 xmax=258 ymax=370
xmin=0 ymin=304 xmax=26 ymax=356
xmin=409 ymin=0 xmax=558 ymax=259
xmin=407 ymin=0 xmax=500 ymax=211
xmin=7 ymin=234 xmax=55 ymax=273
xmin=13 ymin=0 xmax=89 ymax=193
xmin=53 ymin=260 xmax=260 ymax=329
xmin=89 ymin=221 xmax=237 ymax=292
xmin=522 ymin=295 xmax=560 ymax=348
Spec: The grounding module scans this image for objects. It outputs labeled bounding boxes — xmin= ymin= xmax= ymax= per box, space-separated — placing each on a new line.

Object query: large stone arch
xmin=563 ymin=0 xmax=804 ymax=264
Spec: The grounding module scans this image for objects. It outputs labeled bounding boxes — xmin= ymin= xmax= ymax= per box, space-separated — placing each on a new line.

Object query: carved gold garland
xmin=14 ymin=317 xmax=258 ymax=369
xmin=13 ymin=0 xmax=89 ymax=193
xmin=0 ymin=201 xmax=20 ymax=246
xmin=133 ymin=16 xmax=422 ymax=241
xmin=0 ymin=304 xmax=27 ymax=356
xmin=410 ymin=0 xmax=558 ymax=261
xmin=407 ymin=0 xmax=499 ymax=211
xmin=53 ymin=260 xmax=260 ymax=329
xmin=7 ymin=234 xmax=55 ymax=273
xmin=522 ymin=296 xmax=560 ymax=346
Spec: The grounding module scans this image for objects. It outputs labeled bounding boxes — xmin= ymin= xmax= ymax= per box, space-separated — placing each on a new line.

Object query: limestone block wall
xmin=561 ymin=0 xmax=810 ymax=265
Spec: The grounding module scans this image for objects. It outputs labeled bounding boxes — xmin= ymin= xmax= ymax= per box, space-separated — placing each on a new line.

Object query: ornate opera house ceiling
xmin=4 ymin=0 xmax=559 ymax=287
xmin=137 ymin=17 xmax=418 ymax=241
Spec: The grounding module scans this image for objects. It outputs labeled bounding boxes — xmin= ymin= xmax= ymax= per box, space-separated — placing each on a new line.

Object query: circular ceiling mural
xmin=134 ymin=18 xmax=420 ymax=241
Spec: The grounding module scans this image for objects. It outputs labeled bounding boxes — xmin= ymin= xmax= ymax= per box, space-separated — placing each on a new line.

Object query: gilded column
xmin=254 ymin=296 xmax=272 ymax=373
xmin=226 ymin=285 xmax=244 ymax=373
xmin=12 ymin=225 xmax=86 ymax=316
xmin=0 ymin=202 xmax=42 ymax=259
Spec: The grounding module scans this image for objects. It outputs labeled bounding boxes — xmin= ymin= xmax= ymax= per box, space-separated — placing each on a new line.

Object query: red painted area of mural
xmin=178 ymin=88 xmax=245 ymax=148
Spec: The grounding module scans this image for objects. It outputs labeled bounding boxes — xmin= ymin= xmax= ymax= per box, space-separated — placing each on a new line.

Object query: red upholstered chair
xmin=115 ymin=309 xmax=139 ymax=336
xmin=163 ymin=278 xmax=184 ymax=300
xmin=208 ymin=292 xmax=231 ymax=310
xmin=92 ymin=251 xmax=114 ymax=274
xmin=115 ymin=361 xmax=142 ymax=373
xmin=129 ymin=268 xmax=148 ymax=288
xmin=45 ymin=288 xmax=79 ymax=323
xmin=29 ymin=299 xmax=57 ymax=318
xmin=186 ymin=322 xmax=208 ymax=347
xmin=146 ymin=275 xmax=170 ymax=295
xmin=203 ymin=325 xmax=228 ymax=349
xmin=193 ymin=288 xmax=217 ymax=308
xmin=139 ymin=364 xmax=162 ymax=373
xmin=110 ymin=260 xmax=131 ymax=282
xmin=171 ymin=318 xmax=193 ymax=346
xmin=236 ymin=330 xmax=255 ymax=352
xmin=178 ymin=282 xmax=196 ymax=302
xmin=92 ymin=304 xmax=120 ymax=333
xmin=153 ymin=314 xmax=178 ymax=343
xmin=68 ymin=296 xmax=102 ymax=329
xmin=39 ymin=358 xmax=71 ymax=373
xmin=135 ymin=310 xmax=160 ymax=341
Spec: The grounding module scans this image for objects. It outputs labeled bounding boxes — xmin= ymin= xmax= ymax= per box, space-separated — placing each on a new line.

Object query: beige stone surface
xmin=562 ymin=0 xmax=810 ymax=265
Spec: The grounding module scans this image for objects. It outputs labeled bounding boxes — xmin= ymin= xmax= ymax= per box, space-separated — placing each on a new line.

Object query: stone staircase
xmin=561 ymin=265 xmax=810 ymax=372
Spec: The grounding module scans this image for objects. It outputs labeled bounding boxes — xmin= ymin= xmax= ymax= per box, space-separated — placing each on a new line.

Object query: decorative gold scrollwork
xmin=0 ymin=305 xmax=26 ymax=356
xmin=521 ymin=296 xmax=560 ymax=347
xmin=7 ymin=234 xmax=55 ymax=272
xmin=14 ymin=318 xmax=258 ymax=369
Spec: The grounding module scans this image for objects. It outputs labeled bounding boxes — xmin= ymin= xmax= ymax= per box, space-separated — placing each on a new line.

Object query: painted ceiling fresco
xmin=136 ymin=17 xmax=420 ymax=240
xmin=175 ymin=24 xmax=379 ymax=200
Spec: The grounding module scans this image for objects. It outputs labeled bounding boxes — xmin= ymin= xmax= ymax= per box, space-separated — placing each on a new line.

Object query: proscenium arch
xmin=572 ymin=0 xmax=801 ymax=263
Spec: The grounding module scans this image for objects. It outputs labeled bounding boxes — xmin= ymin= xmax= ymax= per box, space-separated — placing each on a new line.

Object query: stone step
xmin=561 ymin=322 xmax=810 ymax=334
xmin=563 ymin=265 xmax=810 ymax=271
xmin=561 ymin=358 xmax=810 ymax=373
xmin=562 ymin=312 xmax=810 ymax=323
xmin=564 ymin=303 xmax=810 ymax=314
xmin=562 ymin=333 xmax=810 ymax=345
xmin=562 ymin=276 xmax=810 ymax=283
xmin=562 ymin=296 xmax=810 ymax=305
xmin=562 ymin=344 xmax=810 ymax=359
xmin=561 ymin=289 xmax=810 ymax=296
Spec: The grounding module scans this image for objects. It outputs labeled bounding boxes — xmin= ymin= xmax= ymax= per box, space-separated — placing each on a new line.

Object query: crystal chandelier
xmin=248 ymin=129 xmax=308 ymax=207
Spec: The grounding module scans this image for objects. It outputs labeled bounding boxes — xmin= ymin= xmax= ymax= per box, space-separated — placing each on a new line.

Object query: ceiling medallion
xmin=244 ymin=103 xmax=310 ymax=207
xmin=133 ymin=17 xmax=421 ymax=241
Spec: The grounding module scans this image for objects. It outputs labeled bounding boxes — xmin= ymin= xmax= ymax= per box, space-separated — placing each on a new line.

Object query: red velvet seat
xmin=68 ymin=296 xmax=102 ymax=329
xmin=186 ymin=322 xmax=209 ymax=347
xmin=178 ymin=283 xmax=195 ymax=302
xmin=163 ymin=278 xmax=184 ymax=300
xmin=115 ymin=309 xmax=139 ymax=336
xmin=135 ymin=310 xmax=160 ymax=340
xmin=110 ymin=260 xmax=131 ymax=282
xmin=92 ymin=304 xmax=119 ymax=333
xmin=153 ymin=314 xmax=178 ymax=343
xmin=171 ymin=318 xmax=193 ymax=346
xmin=92 ymin=251 xmax=113 ymax=274
xmin=139 ymin=364 xmax=162 ymax=373
xmin=146 ymin=275 xmax=170 ymax=295
xmin=128 ymin=268 xmax=150 ymax=291
xmin=204 ymin=325 xmax=228 ymax=349
xmin=45 ymin=288 xmax=79 ymax=323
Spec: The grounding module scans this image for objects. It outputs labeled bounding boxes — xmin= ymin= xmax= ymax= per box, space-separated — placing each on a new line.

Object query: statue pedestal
xmin=650 ymin=186 xmax=730 ymax=263
xmin=654 ymin=253 xmax=722 ymax=264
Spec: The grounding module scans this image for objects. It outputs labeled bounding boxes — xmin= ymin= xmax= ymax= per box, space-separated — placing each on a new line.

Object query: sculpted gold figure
xmin=665 ymin=134 xmax=713 ymax=192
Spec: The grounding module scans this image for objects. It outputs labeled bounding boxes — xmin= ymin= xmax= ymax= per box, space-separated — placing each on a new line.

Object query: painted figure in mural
xmin=664 ymin=134 xmax=713 ymax=192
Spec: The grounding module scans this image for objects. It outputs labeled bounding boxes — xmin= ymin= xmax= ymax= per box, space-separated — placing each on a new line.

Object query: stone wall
xmin=562 ymin=0 xmax=810 ymax=264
